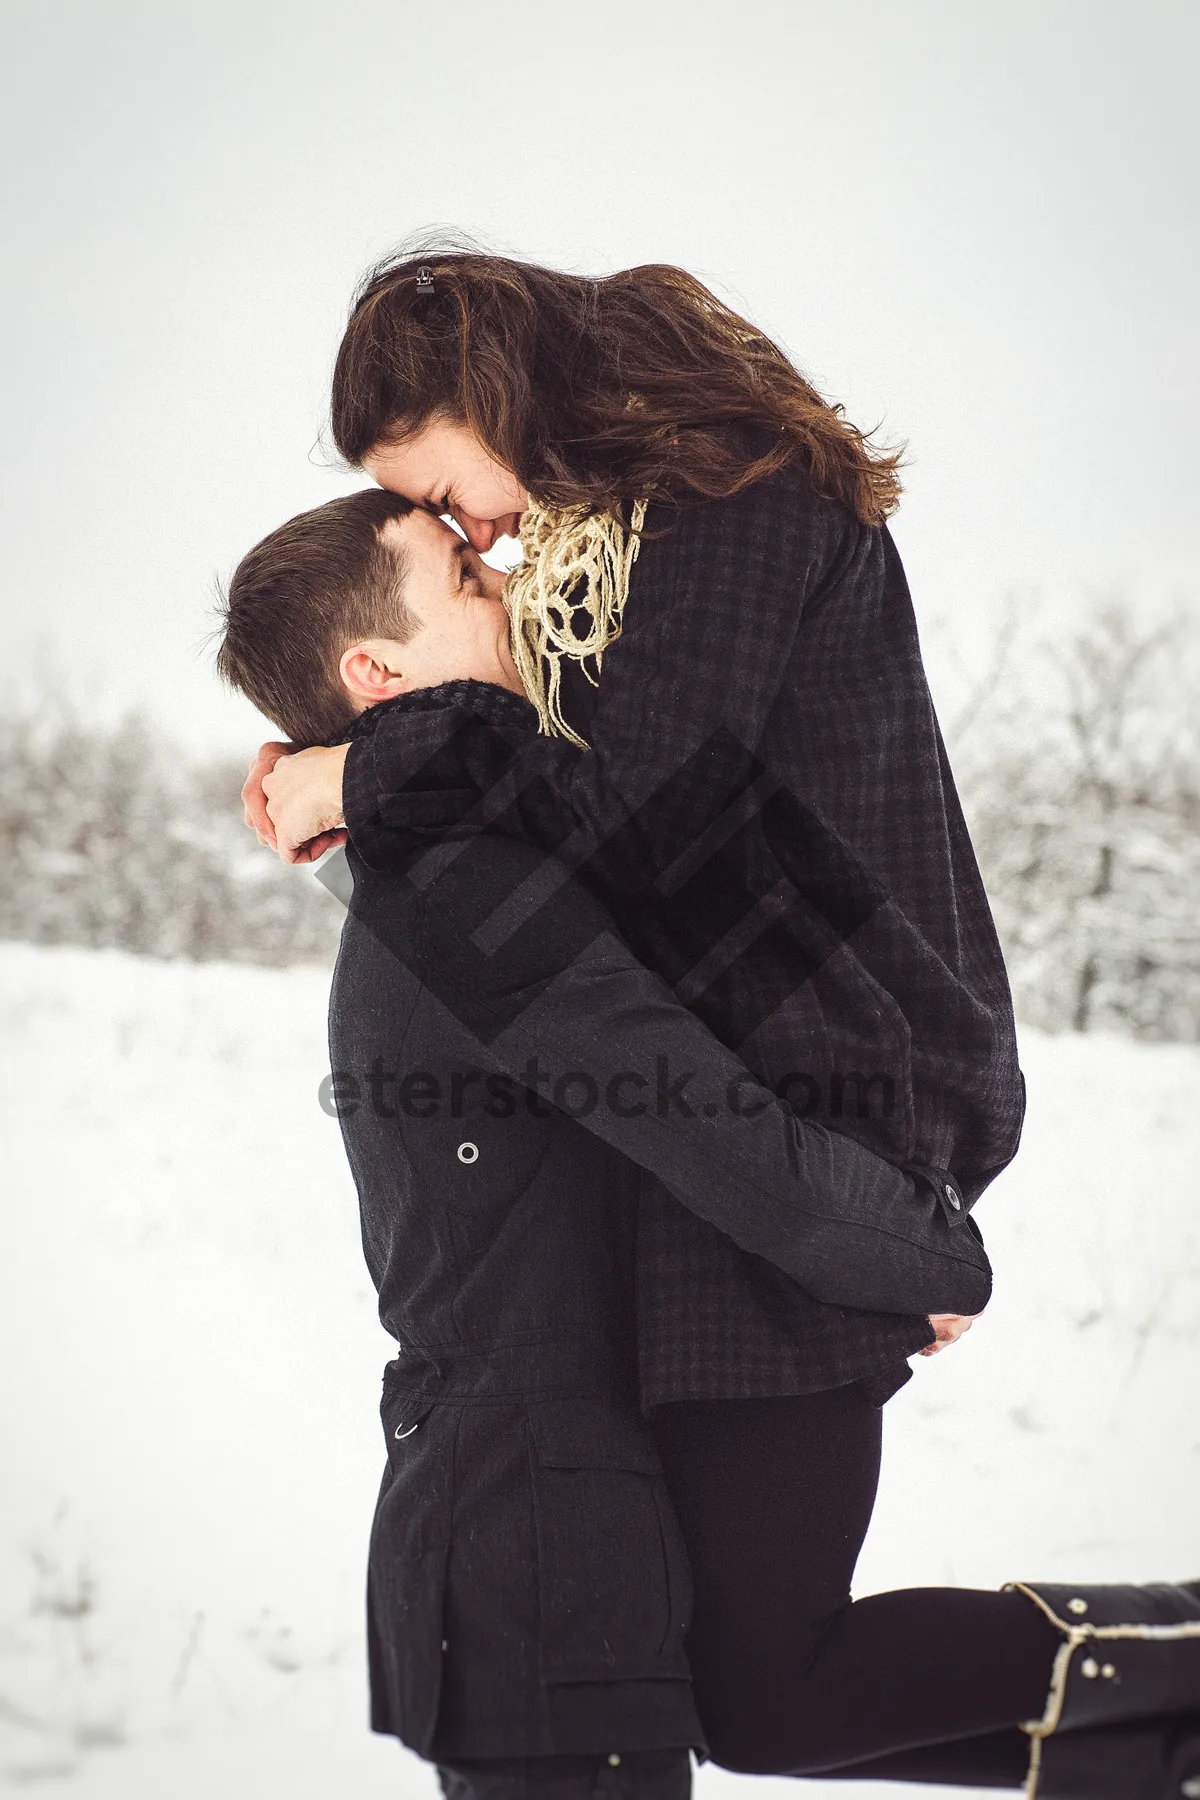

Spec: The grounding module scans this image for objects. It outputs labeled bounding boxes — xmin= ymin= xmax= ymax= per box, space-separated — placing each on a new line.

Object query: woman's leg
xmin=648 ymin=1386 xmax=1062 ymax=1783
xmin=787 ymin=1729 xmax=1033 ymax=1788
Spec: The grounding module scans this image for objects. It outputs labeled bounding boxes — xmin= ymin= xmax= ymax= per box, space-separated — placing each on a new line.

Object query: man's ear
xmin=339 ymin=638 xmax=412 ymax=706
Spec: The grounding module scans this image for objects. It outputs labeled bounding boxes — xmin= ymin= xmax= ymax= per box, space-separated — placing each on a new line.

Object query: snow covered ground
xmin=1 ymin=940 xmax=1197 ymax=1798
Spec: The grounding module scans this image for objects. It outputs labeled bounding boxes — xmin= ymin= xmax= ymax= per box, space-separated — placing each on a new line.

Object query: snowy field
xmin=1 ymin=940 xmax=1197 ymax=1798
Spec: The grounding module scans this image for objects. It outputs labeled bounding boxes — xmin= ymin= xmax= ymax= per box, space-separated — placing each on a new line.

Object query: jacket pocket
xmin=367 ymin=1389 xmax=455 ymax=1754
xmin=525 ymin=1396 xmax=693 ymax=1686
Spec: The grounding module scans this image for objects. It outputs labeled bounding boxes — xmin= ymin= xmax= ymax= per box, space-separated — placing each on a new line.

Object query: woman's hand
xmin=919 ymin=1312 xmax=982 ymax=1356
xmin=242 ymin=741 xmax=293 ymax=851
xmin=262 ymin=742 xmax=350 ymax=864
xmin=243 ymin=742 xmax=350 ymax=865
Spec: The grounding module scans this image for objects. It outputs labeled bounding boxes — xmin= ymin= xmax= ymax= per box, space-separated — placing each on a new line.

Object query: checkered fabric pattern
xmin=342 ymin=448 xmax=1024 ymax=1413
xmin=635 ymin=1179 xmax=939 ymax=1408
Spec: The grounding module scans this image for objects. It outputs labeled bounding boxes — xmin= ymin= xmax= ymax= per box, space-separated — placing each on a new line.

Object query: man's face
xmin=339 ymin=508 xmax=525 ymax=709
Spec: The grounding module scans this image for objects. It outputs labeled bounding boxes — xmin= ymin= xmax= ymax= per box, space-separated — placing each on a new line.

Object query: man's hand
xmin=919 ymin=1312 xmax=982 ymax=1356
xmin=257 ymin=742 xmax=350 ymax=864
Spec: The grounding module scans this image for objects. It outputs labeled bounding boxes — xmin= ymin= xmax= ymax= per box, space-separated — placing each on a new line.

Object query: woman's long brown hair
xmin=330 ymin=246 xmax=905 ymax=527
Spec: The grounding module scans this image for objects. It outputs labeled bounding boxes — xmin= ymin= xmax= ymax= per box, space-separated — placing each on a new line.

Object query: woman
xmin=246 ymin=251 xmax=1200 ymax=1797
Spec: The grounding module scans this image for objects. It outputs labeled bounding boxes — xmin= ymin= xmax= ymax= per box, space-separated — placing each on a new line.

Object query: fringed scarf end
xmin=504 ymin=498 xmax=648 ymax=747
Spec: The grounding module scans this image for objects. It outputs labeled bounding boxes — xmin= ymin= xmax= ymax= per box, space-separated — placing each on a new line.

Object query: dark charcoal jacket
xmin=327 ymin=749 xmax=992 ymax=1759
xmin=342 ymin=450 xmax=1023 ymax=1408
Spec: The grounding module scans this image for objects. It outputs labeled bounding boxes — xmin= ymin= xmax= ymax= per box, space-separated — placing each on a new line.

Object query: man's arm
xmin=396 ymin=833 xmax=991 ymax=1321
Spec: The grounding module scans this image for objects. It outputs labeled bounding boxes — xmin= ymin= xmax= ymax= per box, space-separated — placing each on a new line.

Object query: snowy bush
xmin=944 ymin=595 xmax=1200 ymax=1042
xmin=0 ymin=707 xmax=341 ymax=967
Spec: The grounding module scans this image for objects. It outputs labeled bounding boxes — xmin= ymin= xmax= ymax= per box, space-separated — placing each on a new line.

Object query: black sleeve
xmin=407 ymin=834 xmax=990 ymax=1319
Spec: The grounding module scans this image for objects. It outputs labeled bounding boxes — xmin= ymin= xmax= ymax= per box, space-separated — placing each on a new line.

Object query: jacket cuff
xmin=905 ymin=1162 xmax=973 ymax=1230
xmin=342 ymin=730 xmax=396 ymax=873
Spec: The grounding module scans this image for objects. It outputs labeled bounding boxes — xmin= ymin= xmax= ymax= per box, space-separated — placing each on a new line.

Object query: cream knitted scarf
xmin=504 ymin=498 xmax=648 ymax=748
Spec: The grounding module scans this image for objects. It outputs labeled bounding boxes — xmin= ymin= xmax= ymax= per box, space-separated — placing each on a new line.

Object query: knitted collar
xmin=342 ymin=678 xmax=539 ymax=745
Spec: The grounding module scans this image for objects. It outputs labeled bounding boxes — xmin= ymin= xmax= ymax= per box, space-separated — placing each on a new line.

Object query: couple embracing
xmin=218 ymin=250 xmax=1200 ymax=1800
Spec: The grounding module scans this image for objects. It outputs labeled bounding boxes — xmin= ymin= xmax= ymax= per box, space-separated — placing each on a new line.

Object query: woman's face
xmin=363 ymin=417 xmax=529 ymax=554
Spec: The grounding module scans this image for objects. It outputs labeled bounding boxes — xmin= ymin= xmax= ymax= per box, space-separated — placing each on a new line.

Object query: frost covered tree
xmin=943 ymin=595 xmax=1200 ymax=1042
xmin=0 ymin=705 xmax=341 ymax=966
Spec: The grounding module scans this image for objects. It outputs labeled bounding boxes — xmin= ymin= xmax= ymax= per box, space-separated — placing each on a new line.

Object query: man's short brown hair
xmin=216 ymin=488 xmax=418 ymax=746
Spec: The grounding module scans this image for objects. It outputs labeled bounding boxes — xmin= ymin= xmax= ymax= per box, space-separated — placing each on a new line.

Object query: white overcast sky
xmin=2 ymin=0 xmax=1197 ymax=752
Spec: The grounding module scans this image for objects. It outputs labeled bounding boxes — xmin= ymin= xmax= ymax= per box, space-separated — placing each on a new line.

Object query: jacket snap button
xmin=1068 ymin=1598 xmax=1089 ymax=1614
xmin=1080 ymin=1657 xmax=1100 ymax=1678
xmin=1180 ymin=1778 xmax=1200 ymax=1797
xmin=457 ymin=1142 xmax=479 ymax=1164
xmin=607 ymin=1755 xmax=621 ymax=1767
xmin=1101 ymin=1663 xmax=1116 ymax=1679
xmin=945 ymin=1184 xmax=961 ymax=1210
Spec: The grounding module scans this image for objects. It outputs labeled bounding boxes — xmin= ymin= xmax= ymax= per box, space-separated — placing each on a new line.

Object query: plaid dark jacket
xmin=342 ymin=448 xmax=1024 ymax=1410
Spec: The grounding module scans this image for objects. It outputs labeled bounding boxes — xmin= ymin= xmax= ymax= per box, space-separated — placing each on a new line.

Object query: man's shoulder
xmin=350 ymin=832 xmax=582 ymax=926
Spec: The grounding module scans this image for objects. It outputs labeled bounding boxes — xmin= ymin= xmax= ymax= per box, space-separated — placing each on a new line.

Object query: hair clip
xmin=415 ymin=266 xmax=435 ymax=293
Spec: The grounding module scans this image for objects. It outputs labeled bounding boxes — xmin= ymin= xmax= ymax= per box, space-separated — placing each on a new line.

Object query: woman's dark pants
xmin=437 ymin=1384 xmax=1063 ymax=1796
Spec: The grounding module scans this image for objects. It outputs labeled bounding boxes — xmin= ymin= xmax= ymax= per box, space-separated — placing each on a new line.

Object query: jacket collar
xmin=342 ymin=678 xmax=539 ymax=746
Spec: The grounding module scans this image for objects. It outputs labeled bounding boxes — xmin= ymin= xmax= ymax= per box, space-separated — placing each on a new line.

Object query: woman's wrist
xmin=261 ymin=742 xmax=349 ymax=862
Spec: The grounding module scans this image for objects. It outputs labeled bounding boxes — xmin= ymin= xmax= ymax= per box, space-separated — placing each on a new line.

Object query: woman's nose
xmin=456 ymin=512 xmax=497 ymax=553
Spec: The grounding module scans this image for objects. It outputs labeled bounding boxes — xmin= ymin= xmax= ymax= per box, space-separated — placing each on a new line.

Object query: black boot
xmin=1003 ymin=1580 xmax=1200 ymax=1797
xmin=1024 ymin=1714 xmax=1200 ymax=1799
